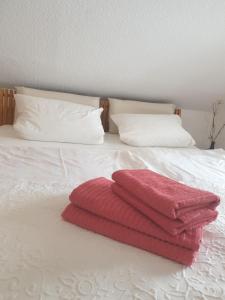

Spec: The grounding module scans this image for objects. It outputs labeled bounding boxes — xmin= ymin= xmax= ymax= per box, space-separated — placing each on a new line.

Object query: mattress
xmin=0 ymin=125 xmax=225 ymax=299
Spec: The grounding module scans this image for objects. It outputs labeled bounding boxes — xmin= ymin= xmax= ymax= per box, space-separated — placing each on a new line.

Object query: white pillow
xmin=108 ymin=98 xmax=176 ymax=133
xmin=15 ymin=86 xmax=99 ymax=107
xmin=111 ymin=114 xmax=195 ymax=147
xmin=13 ymin=94 xmax=104 ymax=144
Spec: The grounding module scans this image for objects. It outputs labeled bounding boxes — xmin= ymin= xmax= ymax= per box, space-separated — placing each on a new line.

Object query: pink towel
xmin=63 ymin=177 xmax=202 ymax=265
xmin=62 ymin=203 xmax=197 ymax=266
xmin=112 ymin=182 xmax=218 ymax=236
xmin=112 ymin=169 xmax=220 ymax=220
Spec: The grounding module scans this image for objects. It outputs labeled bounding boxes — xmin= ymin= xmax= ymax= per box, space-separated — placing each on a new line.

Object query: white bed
xmin=1 ymin=125 xmax=225 ymax=299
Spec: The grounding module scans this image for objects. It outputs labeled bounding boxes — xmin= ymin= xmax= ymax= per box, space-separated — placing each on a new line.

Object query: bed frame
xmin=0 ymin=88 xmax=181 ymax=132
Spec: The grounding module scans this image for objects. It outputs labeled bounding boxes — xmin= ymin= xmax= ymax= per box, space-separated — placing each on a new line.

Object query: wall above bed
xmin=0 ymin=0 xmax=225 ymax=111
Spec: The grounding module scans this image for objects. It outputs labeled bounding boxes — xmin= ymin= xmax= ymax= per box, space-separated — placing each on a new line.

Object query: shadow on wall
xmin=215 ymin=103 xmax=225 ymax=149
xmin=181 ymin=109 xmax=211 ymax=149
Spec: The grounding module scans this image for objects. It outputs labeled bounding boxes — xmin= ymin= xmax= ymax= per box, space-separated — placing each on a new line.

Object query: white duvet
xmin=0 ymin=126 xmax=225 ymax=299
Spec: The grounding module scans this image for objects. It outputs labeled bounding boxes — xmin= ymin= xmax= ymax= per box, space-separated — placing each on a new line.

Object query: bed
xmin=0 ymin=89 xmax=225 ymax=299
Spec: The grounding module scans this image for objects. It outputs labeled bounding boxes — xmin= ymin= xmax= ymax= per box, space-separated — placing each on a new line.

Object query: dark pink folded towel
xmin=112 ymin=169 xmax=220 ymax=221
xmin=62 ymin=204 xmax=197 ymax=266
xmin=62 ymin=177 xmax=201 ymax=265
xmin=112 ymin=182 xmax=218 ymax=236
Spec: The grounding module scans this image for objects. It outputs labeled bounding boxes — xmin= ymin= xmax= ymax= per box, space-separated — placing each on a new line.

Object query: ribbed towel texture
xmin=63 ymin=203 xmax=197 ymax=266
xmin=112 ymin=170 xmax=220 ymax=229
xmin=111 ymin=182 xmax=218 ymax=236
xmin=62 ymin=169 xmax=219 ymax=266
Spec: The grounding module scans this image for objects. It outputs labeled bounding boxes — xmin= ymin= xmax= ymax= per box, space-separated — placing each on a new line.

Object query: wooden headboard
xmin=0 ymin=89 xmax=16 ymax=125
xmin=0 ymin=88 xmax=110 ymax=130
xmin=0 ymin=88 xmax=181 ymax=132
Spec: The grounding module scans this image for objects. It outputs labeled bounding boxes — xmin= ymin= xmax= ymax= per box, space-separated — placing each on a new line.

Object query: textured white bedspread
xmin=0 ymin=127 xmax=225 ymax=299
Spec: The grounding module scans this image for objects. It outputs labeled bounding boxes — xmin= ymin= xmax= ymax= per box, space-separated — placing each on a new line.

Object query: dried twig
xmin=209 ymin=100 xmax=225 ymax=143
xmin=214 ymin=123 xmax=225 ymax=141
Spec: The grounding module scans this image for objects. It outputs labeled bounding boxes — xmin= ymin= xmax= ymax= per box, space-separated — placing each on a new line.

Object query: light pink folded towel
xmin=112 ymin=169 xmax=219 ymax=234
xmin=62 ymin=177 xmax=201 ymax=265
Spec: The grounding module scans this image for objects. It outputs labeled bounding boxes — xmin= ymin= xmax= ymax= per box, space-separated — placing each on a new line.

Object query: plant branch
xmin=209 ymin=102 xmax=218 ymax=141
xmin=209 ymin=101 xmax=225 ymax=142
xmin=214 ymin=123 xmax=225 ymax=140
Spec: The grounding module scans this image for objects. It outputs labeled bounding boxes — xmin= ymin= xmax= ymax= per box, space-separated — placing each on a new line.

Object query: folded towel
xmin=62 ymin=203 xmax=197 ymax=266
xmin=67 ymin=177 xmax=202 ymax=254
xmin=112 ymin=182 xmax=218 ymax=236
xmin=69 ymin=177 xmax=202 ymax=250
xmin=112 ymin=169 xmax=220 ymax=220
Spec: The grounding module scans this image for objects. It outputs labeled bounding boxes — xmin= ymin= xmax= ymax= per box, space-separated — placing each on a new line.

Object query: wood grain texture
xmin=175 ymin=108 xmax=181 ymax=117
xmin=99 ymin=97 xmax=109 ymax=132
xmin=0 ymin=89 xmax=15 ymax=125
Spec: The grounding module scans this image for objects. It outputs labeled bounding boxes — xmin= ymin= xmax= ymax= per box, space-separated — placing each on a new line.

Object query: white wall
xmin=182 ymin=109 xmax=211 ymax=149
xmin=0 ymin=0 xmax=225 ymax=111
xmin=217 ymin=131 xmax=225 ymax=149
xmin=217 ymin=135 xmax=225 ymax=149
xmin=181 ymin=106 xmax=225 ymax=150
xmin=214 ymin=104 xmax=225 ymax=149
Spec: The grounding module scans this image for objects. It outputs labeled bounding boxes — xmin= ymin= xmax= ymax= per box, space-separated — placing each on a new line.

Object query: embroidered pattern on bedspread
xmin=0 ymin=181 xmax=224 ymax=299
xmin=0 ymin=145 xmax=225 ymax=299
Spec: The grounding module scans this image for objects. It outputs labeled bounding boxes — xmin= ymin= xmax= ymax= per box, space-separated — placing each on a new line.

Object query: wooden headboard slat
xmin=2 ymin=89 xmax=7 ymax=124
xmin=175 ymin=108 xmax=181 ymax=117
xmin=0 ymin=89 xmax=3 ymax=125
xmin=8 ymin=89 xmax=15 ymax=124
xmin=0 ymin=89 xmax=15 ymax=126
xmin=4 ymin=91 xmax=9 ymax=124
xmin=99 ymin=97 xmax=109 ymax=132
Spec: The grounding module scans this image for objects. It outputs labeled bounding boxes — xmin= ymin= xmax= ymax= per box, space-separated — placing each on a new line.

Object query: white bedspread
xmin=0 ymin=126 xmax=225 ymax=299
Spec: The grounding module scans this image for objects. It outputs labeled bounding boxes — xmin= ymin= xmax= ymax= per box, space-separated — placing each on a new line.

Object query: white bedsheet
xmin=0 ymin=125 xmax=225 ymax=299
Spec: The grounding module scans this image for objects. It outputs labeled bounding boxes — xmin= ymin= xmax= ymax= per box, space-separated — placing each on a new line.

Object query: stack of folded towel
xmin=62 ymin=169 xmax=220 ymax=266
